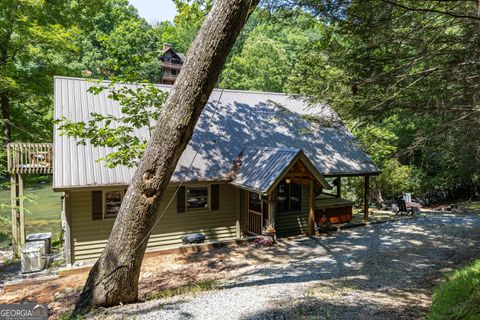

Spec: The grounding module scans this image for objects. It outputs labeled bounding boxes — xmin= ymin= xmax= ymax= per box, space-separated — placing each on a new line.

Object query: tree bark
xmin=74 ymin=0 xmax=258 ymax=314
xmin=1 ymin=94 xmax=11 ymax=147
xmin=372 ymin=177 xmax=386 ymax=209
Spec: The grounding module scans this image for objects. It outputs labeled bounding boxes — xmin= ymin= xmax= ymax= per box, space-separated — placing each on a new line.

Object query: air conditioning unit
xmin=21 ymin=241 xmax=46 ymax=273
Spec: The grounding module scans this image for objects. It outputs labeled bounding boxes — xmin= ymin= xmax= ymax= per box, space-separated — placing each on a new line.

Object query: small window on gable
xmin=104 ymin=190 xmax=123 ymax=219
xmin=186 ymin=187 xmax=208 ymax=210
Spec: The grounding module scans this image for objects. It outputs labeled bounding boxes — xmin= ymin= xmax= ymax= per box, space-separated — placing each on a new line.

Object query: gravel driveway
xmin=90 ymin=214 xmax=480 ymax=320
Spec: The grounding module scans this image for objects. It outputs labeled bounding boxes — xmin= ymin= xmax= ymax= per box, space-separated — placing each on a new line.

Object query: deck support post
xmin=308 ymin=180 xmax=315 ymax=236
xmin=364 ymin=175 xmax=370 ymax=221
xmin=10 ymin=173 xmax=25 ymax=257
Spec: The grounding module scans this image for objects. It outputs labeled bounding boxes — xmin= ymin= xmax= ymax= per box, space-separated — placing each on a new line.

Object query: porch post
xmin=336 ymin=177 xmax=342 ymax=198
xmin=235 ymin=188 xmax=241 ymax=239
xmin=308 ymin=180 xmax=315 ymax=236
xmin=268 ymin=190 xmax=276 ymax=229
xmin=364 ymin=175 xmax=370 ymax=221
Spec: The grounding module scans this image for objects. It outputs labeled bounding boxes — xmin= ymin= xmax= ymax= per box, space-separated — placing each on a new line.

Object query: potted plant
xmin=262 ymin=222 xmax=276 ymax=243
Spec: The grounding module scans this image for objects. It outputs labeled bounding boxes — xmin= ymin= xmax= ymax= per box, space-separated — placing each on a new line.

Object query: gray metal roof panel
xmin=231 ymin=148 xmax=299 ymax=193
xmin=53 ymin=76 xmax=379 ymax=189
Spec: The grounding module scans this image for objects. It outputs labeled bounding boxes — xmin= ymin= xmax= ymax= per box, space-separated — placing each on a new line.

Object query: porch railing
xmin=247 ymin=210 xmax=263 ymax=235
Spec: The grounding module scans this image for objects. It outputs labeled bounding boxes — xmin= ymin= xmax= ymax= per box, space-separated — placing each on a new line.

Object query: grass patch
xmin=0 ymin=182 xmax=61 ymax=248
xmin=144 ymin=280 xmax=221 ymax=300
xmin=428 ymin=259 xmax=480 ymax=320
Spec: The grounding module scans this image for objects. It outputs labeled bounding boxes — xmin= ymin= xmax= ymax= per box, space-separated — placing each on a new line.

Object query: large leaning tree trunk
xmin=73 ymin=0 xmax=259 ymax=314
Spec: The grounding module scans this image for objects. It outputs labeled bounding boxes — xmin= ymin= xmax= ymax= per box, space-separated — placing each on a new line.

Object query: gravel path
xmin=90 ymin=214 xmax=480 ymax=320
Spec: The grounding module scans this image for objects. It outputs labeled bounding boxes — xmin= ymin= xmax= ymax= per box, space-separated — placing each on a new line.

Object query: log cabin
xmin=52 ymin=76 xmax=380 ymax=264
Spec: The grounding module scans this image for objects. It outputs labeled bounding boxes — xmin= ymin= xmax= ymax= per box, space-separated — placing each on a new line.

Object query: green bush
xmin=428 ymin=259 xmax=480 ymax=320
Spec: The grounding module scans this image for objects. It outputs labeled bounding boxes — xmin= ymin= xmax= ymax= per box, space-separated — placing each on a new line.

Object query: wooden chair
xmin=396 ymin=199 xmax=414 ymax=216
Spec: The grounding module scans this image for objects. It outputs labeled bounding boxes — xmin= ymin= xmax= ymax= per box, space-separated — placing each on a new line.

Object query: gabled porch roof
xmin=231 ymin=147 xmax=331 ymax=194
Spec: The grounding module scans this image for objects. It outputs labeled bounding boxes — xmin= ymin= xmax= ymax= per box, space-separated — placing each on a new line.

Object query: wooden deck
xmin=7 ymin=143 xmax=53 ymax=174
xmin=326 ymin=209 xmax=415 ymax=231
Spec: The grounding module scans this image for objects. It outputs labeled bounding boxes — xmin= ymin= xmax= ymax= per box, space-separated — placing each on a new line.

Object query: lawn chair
xmin=396 ymin=199 xmax=414 ymax=216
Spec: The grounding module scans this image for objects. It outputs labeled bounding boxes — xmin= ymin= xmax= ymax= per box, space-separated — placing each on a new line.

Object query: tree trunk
xmin=1 ymin=94 xmax=11 ymax=147
xmin=74 ymin=0 xmax=258 ymax=314
xmin=372 ymin=177 xmax=386 ymax=210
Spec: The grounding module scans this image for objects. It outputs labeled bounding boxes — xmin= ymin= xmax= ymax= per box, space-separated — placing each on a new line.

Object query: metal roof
xmin=231 ymin=147 xmax=331 ymax=194
xmin=53 ymin=76 xmax=379 ymax=190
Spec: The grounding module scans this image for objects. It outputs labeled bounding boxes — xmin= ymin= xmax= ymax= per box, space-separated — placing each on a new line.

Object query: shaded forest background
xmin=1 ymin=0 xmax=479 ymax=206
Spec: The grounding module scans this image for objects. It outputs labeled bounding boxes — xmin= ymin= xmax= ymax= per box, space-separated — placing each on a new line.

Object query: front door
xmin=246 ymin=192 xmax=268 ymax=235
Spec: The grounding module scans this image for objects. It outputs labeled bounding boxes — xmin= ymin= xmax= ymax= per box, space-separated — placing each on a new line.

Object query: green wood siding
xmin=69 ymin=184 xmax=238 ymax=262
xmin=275 ymin=185 xmax=310 ymax=237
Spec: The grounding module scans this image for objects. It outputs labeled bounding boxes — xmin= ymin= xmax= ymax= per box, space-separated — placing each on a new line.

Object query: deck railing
xmin=161 ymin=61 xmax=183 ymax=70
xmin=7 ymin=143 xmax=53 ymax=174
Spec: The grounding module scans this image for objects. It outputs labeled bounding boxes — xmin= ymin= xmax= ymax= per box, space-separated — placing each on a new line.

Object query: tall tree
xmin=0 ymin=0 xmax=101 ymax=146
xmin=74 ymin=0 xmax=259 ymax=313
xmin=287 ymin=0 xmax=480 ymax=200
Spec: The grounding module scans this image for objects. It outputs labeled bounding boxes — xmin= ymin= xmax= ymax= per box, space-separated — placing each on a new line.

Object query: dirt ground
xmin=2 ymin=212 xmax=479 ymax=319
xmin=0 ymin=242 xmax=275 ymax=318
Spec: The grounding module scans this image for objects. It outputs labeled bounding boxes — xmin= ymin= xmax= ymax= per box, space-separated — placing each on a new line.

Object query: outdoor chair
xmin=396 ymin=199 xmax=414 ymax=216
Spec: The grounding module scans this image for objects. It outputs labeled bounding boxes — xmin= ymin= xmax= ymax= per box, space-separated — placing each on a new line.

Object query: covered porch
xmin=232 ymin=147 xmax=376 ymax=239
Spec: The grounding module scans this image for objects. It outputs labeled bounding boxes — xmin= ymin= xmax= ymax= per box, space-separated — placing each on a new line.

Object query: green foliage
xmin=57 ymin=79 xmax=167 ymax=168
xmin=221 ymin=10 xmax=319 ymax=92
xmin=156 ymin=0 xmax=212 ymax=53
xmin=73 ymin=0 xmax=162 ymax=82
xmin=428 ymin=259 xmax=480 ymax=320
xmin=221 ymin=32 xmax=290 ymax=92
xmin=284 ymin=1 xmax=480 ymax=200
xmin=0 ymin=0 xmax=101 ymax=145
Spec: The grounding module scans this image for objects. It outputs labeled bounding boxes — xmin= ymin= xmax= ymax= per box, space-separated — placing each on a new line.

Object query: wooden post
xmin=364 ymin=175 xmax=370 ymax=221
xmin=10 ymin=173 xmax=25 ymax=256
xmin=10 ymin=174 xmax=18 ymax=257
xmin=63 ymin=192 xmax=73 ymax=265
xmin=308 ymin=181 xmax=315 ymax=236
xmin=336 ymin=177 xmax=342 ymax=198
xmin=18 ymin=174 xmax=25 ymax=246
xmin=268 ymin=190 xmax=276 ymax=229
xmin=235 ymin=188 xmax=241 ymax=239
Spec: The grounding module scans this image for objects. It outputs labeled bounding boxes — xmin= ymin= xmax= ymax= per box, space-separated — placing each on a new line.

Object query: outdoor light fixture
xmin=285 ymin=178 xmax=291 ymax=184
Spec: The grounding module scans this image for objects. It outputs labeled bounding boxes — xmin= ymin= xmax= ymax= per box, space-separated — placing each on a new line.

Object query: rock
xmin=142 ymin=272 xmax=153 ymax=279
xmin=64 ymin=287 xmax=74 ymax=294
xmin=54 ymin=292 xmax=66 ymax=300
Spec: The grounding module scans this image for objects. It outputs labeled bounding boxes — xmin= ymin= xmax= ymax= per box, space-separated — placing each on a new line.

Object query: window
xmin=249 ymin=192 xmax=262 ymax=213
xmin=177 ymin=184 xmax=220 ymax=213
xmin=186 ymin=187 xmax=208 ymax=210
xmin=91 ymin=190 xmax=124 ymax=220
xmin=104 ymin=190 xmax=123 ymax=219
xmin=276 ymin=181 xmax=303 ymax=213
